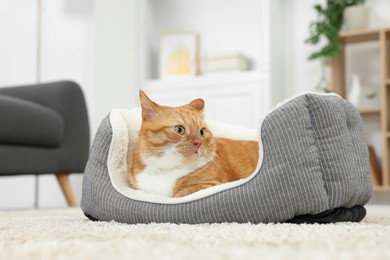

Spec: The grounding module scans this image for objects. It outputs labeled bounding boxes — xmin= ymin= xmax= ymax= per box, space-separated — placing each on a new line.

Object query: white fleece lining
xmin=107 ymin=92 xmax=341 ymax=204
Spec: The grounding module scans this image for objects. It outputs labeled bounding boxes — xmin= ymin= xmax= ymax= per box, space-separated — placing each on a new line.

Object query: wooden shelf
xmin=359 ymin=108 xmax=381 ymax=114
xmin=339 ymin=28 xmax=381 ymax=44
xmin=373 ymin=186 xmax=390 ymax=192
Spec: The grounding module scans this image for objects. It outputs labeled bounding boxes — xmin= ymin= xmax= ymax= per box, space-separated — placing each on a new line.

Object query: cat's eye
xmin=199 ymin=128 xmax=206 ymax=137
xmin=174 ymin=125 xmax=185 ymax=135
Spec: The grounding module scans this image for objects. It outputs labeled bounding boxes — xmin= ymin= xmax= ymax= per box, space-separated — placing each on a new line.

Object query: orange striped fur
xmin=128 ymin=91 xmax=259 ymax=197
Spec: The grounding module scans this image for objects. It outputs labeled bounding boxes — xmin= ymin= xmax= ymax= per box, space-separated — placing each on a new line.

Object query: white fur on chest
xmin=136 ymin=166 xmax=192 ymax=197
xmin=136 ymin=146 xmax=208 ymax=197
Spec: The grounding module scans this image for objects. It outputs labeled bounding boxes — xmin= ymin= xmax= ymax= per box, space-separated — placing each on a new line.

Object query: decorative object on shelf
xmin=358 ymin=84 xmax=381 ymax=110
xmin=159 ymin=31 xmax=200 ymax=79
xmin=347 ymin=73 xmax=381 ymax=110
xmin=305 ymin=0 xmax=365 ymax=92
xmin=347 ymin=73 xmax=362 ymax=107
xmin=202 ymin=51 xmax=249 ymax=74
xmin=343 ymin=4 xmax=369 ymax=31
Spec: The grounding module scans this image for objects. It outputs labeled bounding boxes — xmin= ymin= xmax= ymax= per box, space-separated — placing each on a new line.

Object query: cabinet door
xmin=202 ymin=84 xmax=261 ymax=128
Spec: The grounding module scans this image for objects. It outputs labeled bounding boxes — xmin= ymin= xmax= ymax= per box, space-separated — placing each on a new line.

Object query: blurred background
xmin=1 ymin=0 xmax=389 ymax=209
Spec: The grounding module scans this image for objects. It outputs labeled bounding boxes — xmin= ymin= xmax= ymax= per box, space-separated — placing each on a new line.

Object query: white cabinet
xmin=143 ymin=71 xmax=264 ymax=128
xmin=205 ymin=85 xmax=260 ymax=127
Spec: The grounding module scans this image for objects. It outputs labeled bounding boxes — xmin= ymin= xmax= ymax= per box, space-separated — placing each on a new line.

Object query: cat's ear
xmin=139 ymin=90 xmax=159 ymax=121
xmin=188 ymin=99 xmax=204 ymax=111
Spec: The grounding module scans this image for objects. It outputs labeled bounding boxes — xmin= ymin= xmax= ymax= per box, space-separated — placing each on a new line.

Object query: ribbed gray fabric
xmin=81 ymin=94 xmax=372 ymax=224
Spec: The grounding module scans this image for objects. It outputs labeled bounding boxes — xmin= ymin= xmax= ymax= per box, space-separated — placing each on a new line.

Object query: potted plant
xmin=305 ymin=0 xmax=365 ymax=92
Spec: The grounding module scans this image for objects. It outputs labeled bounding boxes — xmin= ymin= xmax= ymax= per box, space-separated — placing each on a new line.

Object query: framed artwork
xmin=159 ymin=32 xmax=200 ymax=79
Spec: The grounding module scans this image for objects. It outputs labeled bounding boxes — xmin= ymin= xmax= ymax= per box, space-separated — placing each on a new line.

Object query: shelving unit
xmin=330 ymin=27 xmax=390 ymax=191
xmin=359 ymin=108 xmax=381 ymax=114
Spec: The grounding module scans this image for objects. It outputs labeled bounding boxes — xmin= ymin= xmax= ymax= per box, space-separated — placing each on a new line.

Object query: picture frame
xmin=159 ymin=31 xmax=200 ymax=79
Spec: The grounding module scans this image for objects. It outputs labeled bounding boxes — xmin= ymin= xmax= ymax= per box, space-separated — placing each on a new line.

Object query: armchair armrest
xmin=0 ymin=95 xmax=63 ymax=147
xmin=0 ymin=81 xmax=90 ymax=173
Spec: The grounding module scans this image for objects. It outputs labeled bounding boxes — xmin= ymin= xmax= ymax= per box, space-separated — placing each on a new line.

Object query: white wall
xmin=40 ymin=0 xmax=95 ymax=126
xmin=0 ymin=0 xmax=95 ymax=209
xmin=95 ymin=0 xmax=140 ymax=125
xmin=0 ymin=0 xmax=37 ymax=86
xmin=282 ymin=0 xmax=322 ymax=98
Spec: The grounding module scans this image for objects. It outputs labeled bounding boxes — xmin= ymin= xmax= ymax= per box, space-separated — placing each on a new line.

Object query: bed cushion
xmin=81 ymin=93 xmax=372 ymax=224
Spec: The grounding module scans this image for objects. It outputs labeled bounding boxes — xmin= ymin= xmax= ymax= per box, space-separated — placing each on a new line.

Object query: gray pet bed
xmin=81 ymin=93 xmax=372 ymax=224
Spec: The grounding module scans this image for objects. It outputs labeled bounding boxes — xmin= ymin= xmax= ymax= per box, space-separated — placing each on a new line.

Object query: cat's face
xmin=138 ymin=91 xmax=216 ymax=169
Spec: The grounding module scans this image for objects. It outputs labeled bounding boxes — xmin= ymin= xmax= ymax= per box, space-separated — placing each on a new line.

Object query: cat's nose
xmin=193 ymin=139 xmax=203 ymax=148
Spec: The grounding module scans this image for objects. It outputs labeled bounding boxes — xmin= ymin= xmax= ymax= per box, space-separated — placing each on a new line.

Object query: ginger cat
xmin=128 ymin=91 xmax=259 ymax=198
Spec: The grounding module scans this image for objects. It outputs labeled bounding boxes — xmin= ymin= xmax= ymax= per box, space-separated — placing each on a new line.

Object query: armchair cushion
xmin=0 ymin=95 xmax=63 ymax=147
xmin=0 ymin=81 xmax=90 ymax=175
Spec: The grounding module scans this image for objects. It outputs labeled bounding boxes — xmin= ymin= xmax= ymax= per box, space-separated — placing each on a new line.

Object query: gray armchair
xmin=0 ymin=81 xmax=90 ymax=207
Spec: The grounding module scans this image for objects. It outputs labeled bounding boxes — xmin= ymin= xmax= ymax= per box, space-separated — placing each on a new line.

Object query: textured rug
xmin=0 ymin=205 xmax=390 ymax=260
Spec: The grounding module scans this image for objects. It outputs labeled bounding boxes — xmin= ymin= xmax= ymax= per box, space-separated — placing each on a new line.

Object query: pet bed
xmin=81 ymin=93 xmax=372 ymax=224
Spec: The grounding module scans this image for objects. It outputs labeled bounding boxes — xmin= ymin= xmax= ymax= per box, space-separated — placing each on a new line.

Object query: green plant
xmin=306 ymin=0 xmax=365 ymax=61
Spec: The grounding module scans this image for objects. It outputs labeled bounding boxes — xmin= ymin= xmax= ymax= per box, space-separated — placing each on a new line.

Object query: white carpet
xmin=1 ymin=205 xmax=390 ymax=260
